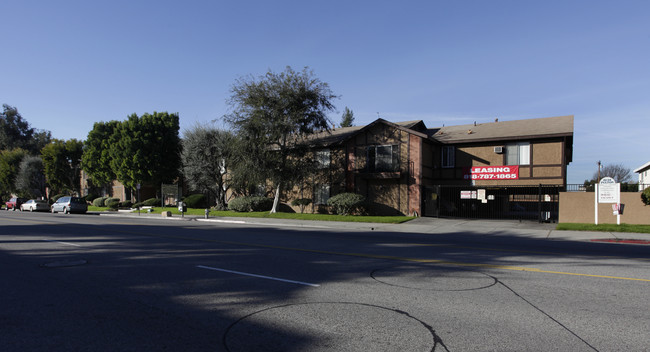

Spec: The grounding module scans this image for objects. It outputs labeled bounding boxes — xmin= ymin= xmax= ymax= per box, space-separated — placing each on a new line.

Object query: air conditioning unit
xmin=494 ymin=146 xmax=504 ymax=154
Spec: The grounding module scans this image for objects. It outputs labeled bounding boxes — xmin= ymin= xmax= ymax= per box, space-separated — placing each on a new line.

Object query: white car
xmin=20 ymin=199 xmax=50 ymax=212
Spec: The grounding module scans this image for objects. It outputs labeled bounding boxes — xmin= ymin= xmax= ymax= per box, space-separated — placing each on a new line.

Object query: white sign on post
xmin=598 ymin=177 xmax=619 ymax=203
xmin=595 ymin=177 xmax=621 ymax=225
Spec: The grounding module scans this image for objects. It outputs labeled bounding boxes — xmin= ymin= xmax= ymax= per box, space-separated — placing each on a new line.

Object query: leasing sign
xmin=463 ymin=166 xmax=519 ymax=180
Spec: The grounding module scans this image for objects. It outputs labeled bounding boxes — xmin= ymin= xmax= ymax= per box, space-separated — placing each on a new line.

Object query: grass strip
xmin=88 ymin=206 xmax=414 ymax=224
xmin=556 ymin=223 xmax=650 ymax=234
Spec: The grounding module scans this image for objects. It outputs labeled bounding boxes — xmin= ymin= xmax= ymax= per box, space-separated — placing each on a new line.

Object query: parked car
xmin=20 ymin=199 xmax=50 ymax=212
xmin=51 ymin=196 xmax=88 ymax=214
xmin=5 ymin=197 xmax=28 ymax=211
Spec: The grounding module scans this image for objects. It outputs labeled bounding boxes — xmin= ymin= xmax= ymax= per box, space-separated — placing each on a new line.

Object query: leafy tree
xmin=340 ymin=106 xmax=355 ymax=127
xmin=81 ymin=121 xmax=119 ymax=186
xmin=224 ymin=66 xmax=337 ymax=213
xmin=181 ymin=123 xmax=234 ymax=209
xmin=15 ymin=155 xmax=45 ymax=198
xmin=0 ymin=104 xmax=51 ymax=154
xmin=41 ymin=139 xmax=84 ymax=195
xmin=0 ymin=148 xmax=28 ymax=199
xmin=109 ymin=112 xmax=181 ymax=191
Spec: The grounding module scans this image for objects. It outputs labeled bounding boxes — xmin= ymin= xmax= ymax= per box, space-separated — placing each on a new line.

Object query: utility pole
xmin=597 ymin=161 xmax=602 ymax=183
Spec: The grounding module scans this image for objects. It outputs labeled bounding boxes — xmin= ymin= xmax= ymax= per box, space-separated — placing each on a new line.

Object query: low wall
xmin=559 ymin=192 xmax=650 ymax=225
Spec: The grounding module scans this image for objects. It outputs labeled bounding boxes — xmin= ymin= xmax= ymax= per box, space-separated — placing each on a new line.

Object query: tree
xmin=0 ymin=148 xmax=28 ymax=199
xmin=41 ymin=139 xmax=84 ymax=195
xmin=109 ymin=112 xmax=181 ymax=191
xmin=340 ymin=106 xmax=355 ymax=127
xmin=0 ymin=104 xmax=51 ymax=154
xmin=588 ymin=163 xmax=633 ymax=183
xmin=15 ymin=156 xmax=45 ymax=198
xmin=224 ymin=66 xmax=337 ymax=213
xmin=181 ymin=123 xmax=233 ymax=209
xmin=81 ymin=121 xmax=119 ymax=186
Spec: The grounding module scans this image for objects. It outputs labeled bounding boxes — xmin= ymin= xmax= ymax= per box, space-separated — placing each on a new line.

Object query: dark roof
xmin=305 ymin=115 xmax=574 ymax=147
xmin=429 ymin=115 xmax=574 ymax=144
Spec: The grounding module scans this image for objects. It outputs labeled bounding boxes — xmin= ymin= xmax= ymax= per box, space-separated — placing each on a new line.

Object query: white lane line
xmin=43 ymin=240 xmax=81 ymax=247
xmin=196 ymin=265 xmax=320 ymax=287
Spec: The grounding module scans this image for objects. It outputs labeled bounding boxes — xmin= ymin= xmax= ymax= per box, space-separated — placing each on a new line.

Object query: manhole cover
xmin=224 ymin=302 xmax=439 ymax=352
xmin=372 ymin=265 xmax=497 ymax=291
xmin=41 ymin=259 xmax=88 ymax=268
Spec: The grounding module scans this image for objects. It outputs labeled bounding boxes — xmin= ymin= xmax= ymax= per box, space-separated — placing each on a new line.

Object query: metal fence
xmin=423 ymin=183 xmax=649 ymax=222
xmin=566 ymin=184 xmax=650 ymax=192
xmin=424 ymin=185 xmax=562 ymax=222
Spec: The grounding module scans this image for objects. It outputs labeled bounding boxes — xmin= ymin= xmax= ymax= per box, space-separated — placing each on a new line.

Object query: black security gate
xmin=423 ymin=185 xmax=562 ymax=222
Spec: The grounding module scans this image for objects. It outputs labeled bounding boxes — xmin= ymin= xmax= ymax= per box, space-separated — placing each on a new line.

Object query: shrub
xmin=642 ymin=187 xmax=650 ymax=206
xmin=106 ymin=198 xmax=120 ymax=209
xmin=92 ymin=196 xmax=108 ymax=207
xmin=142 ymin=198 xmax=161 ymax=207
xmin=183 ymin=194 xmax=207 ymax=208
xmin=327 ymin=193 xmax=365 ymax=215
xmin=228 ymin=196 xmax=273 ymax=212
xmin=119 ymin=200 xmax=133 ymax=208
xmin=291 ymin=198 xmax=312 ymax=213
xmin=85 ymin=194 xmax=99 ymax=203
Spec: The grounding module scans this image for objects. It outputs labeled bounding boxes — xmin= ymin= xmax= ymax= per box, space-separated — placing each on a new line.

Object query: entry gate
xmin=424 ymin=185 xmax=562 ymax=222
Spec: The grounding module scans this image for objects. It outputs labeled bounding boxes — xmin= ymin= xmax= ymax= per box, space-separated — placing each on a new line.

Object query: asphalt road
xmin=1 ymin=211 xmax=649 ymax=351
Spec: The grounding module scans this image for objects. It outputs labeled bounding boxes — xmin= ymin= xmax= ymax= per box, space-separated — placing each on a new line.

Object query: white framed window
xmin=314 ymin=184 xmax=330 ymax=205
xmin=315 ymin=149 xmax=330 ymax=169
xmin=441 ymin=146 xmax=455 ymax=168
xmin=506 ymin=142 xmax=530 ymax=165
xmin=367 ymin=145 xmax=399 ymax=172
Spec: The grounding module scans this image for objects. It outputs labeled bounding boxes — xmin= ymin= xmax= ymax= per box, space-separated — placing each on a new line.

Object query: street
xmin=1 ymin=211 xmax=649 ymax=351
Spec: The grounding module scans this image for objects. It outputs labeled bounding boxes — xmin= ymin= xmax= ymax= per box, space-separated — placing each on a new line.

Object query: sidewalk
xmin=93 ymin=212 xmax=650 ymax=245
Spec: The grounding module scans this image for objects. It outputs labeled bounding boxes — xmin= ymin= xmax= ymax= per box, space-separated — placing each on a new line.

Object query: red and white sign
xmin=464 ymin=166 xmax=519 ymax=180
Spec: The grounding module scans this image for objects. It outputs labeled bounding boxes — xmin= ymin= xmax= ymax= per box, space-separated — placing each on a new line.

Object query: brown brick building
xmin=288 ymin=115 xmax=574 ymax=217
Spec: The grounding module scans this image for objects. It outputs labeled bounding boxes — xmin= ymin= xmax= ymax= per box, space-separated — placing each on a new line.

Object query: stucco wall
xmin=559 ymin=192 xmax=650 ymax=225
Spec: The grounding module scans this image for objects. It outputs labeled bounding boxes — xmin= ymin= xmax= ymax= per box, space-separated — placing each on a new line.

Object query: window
xmin=441 ymin=146 xmax=455 ymax=168
xmin=506 ymin=142 xmax=530 ymax=165
xmin=314 ymin=184 xmax=330 ymax=205
xmin=315 ymin=149 xmax=330 ymax=169
xmin=367 ymin=145 xmax=399 ymax=172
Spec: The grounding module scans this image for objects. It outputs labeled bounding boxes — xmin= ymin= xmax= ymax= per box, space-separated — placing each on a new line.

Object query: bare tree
xmin=592 ymin=163 xmax=632 ymax=183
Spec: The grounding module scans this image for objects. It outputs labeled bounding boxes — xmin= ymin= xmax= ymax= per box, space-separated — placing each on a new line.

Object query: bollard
xmin=204 ymin=208 xmax=209 ymax=219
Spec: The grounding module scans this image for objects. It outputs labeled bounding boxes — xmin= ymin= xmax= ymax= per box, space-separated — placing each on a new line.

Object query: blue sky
xmin=2 ymin=0 xmax=649 ymax=184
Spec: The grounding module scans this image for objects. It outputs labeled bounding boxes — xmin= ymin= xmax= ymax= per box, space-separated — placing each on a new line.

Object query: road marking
xmin=43 ymin=239 xmax=81 ymax=247
xmin=196 ymin=265 xmax=320 ymax=287
xmin=7 ymin=217 xmax=647 ymax=282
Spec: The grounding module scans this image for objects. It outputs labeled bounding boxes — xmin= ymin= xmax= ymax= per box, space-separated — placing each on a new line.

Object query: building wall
xmin=431 ymin=138 xmax=567 ymax=186
xmin=283 ymin=123 xmax=426 ymax=216
xmin=559 ymin=192 xmax=650 ymax=225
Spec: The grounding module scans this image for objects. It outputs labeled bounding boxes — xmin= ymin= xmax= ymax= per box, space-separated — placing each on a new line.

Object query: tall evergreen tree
xmin=81 ymin=121 xmax=119 ymax=187
xmin=340 ymin=106 xmax=355 ymax=127
xmin=181 ymin=124 xmax=233 ymax=209
xmin=0 ymin=148 xmax=28 ymax=199
xmin=15 ymin=156 xmax=45 ymax=198
xmin=224 ymin=66 xmax=337 ymax=213
xmin=41 ymin=139 xmax=83 ymax=195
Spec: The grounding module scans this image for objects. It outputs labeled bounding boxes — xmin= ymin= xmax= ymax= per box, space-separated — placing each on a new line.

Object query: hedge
xmin=183 ymin=194 xmax=207 ymax=208
xmin=327 ymin=193 xmax=366 ymax=215
xmin=228 ymin=196 xmax=273 ymax=212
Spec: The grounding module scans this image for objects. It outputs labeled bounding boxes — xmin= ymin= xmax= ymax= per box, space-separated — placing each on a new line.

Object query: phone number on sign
xmin=465 ymin=173 xmax=518 ymax=180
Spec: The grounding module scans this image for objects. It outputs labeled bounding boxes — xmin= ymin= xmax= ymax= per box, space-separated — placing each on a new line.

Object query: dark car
xmin=51 ymin=196 xmax=88 ymax=214
xmin=5 ymin=197 xmax=28 ymax=211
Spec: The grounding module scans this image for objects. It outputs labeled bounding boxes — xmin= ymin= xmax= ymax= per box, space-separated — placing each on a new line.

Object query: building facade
xmin=286 ymin=115 xmax=574 ymax=217
xmin=634 ymin=161 xmax=650 ymax=191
